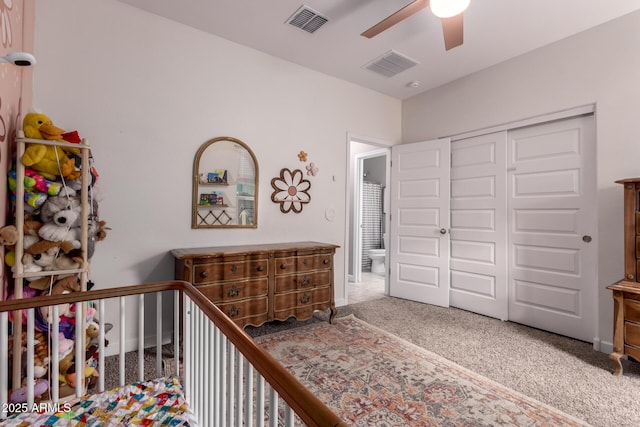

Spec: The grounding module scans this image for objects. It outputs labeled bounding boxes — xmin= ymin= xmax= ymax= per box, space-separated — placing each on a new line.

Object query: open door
xmin=389 ymin=138 xmax=451 ymax=307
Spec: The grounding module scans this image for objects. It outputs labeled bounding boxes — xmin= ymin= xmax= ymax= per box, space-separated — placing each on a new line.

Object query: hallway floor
xmin=348 ymin=272 xmax=386 ymax=304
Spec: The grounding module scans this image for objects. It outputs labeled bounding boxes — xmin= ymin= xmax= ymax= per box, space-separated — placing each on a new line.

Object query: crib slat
xmin=244 ymin=360 xmax=254 ymax=425
xmin=173 ymin=290 xmax=180 ymax=377
xmin=256 ymin=374 xmax=265 ymax=427
xmin=213 ymin=323 xmax=221 ymax=425
xmin=221 ymin=334 xmax=228 ymax=426
xmin=235 ymin=350 xmax=243 ymax=426
xmin=119 ymin=297 xmax=125 ymax=387
xmin=51 ymin=305 xmax=60 ymax=401
xmin=11 ymin=310 xmax=21 ymax=400
xmin=196 ymin=303 xmax=203 ymax=423
xmin=284 ymin=405 xmax=295 ymax=427
xmin=156 ymin=292 xmax=162 ymax=378
xmin=98 ymin=299 xmax=105 ymax=392
xmin=26 ymin=309 xmax=35 ymax=406
xmin=269 ymin=386 xmax=278 ymax=427
xmin=228 ymin=341 xmax=235 ymax=426
xmin=206 ymin=315 xmax=214 ymax=426
xmin=183 ymin=298 xmax=192 ymax=403
xmin=138 ymin=294 xmax=144 ymax=382
xmin=202 ymin=307 xmax=210 ymax=427
xmin=74 ymin=302 xmax=83 ymax=397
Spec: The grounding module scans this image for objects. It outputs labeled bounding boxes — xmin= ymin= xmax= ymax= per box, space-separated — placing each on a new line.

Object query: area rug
xmin=253 ymin=315 xmax=591 ymax=426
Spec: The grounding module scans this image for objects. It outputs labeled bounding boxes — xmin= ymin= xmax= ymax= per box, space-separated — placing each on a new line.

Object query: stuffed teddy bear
xmin=38 ymin=188 xmax=82 ymax=249
xmin=23 ymin=239 xmax=82 ymax=274
xmin=22 ymin=112 xmax=81 ymax=180
xmin=0 ymin=220 xmax=43 ymax=248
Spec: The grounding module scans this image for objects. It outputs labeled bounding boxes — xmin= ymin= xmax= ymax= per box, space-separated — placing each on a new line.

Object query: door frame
xmin=344 ymin=133 xmax=392 ymax=303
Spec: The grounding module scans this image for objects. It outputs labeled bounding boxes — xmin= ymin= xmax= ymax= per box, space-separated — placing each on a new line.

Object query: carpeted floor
xmin=254 ymin=314 xmax=591 ymax=426
xmin=246 ymin=296 xmax=640 ymax=427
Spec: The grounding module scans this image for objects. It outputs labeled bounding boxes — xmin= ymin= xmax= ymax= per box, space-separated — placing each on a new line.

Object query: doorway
xmin=346 ymin=135 xmax=391 ymax=304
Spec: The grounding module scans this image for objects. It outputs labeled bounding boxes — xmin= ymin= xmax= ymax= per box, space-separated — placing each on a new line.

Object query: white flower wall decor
xmin=270 ymin=168 xmax=311 ymax=214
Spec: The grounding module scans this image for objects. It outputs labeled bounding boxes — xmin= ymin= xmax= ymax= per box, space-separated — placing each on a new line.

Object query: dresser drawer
xmin=624 ymin=344 xmax=640 ymax=362
xmin=218 ymin=297 xmax=268 ymax=321
xmin=274 ymin=270 xmax=331 ymax=293
xmin=275 ymin=252 xmax=333 ymax=275
xmin=624 ymin=320 xmax=640 ymax=347
xmin=196 ymin=278 xmax=268 ymax=303
xmin=274 ymin=286 xmax=331 ymax=311
xmin=193 ymin=258 xmax=268 ymax=284
xmin=624 ymin=299 xmax=640 ymax=323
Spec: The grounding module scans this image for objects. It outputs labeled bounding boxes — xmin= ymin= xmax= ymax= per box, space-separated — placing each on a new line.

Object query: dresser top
xmin=171 ymin=241 xmax=339 ymax=260
xmin=615 ymin=178 xmax=640 ymax=184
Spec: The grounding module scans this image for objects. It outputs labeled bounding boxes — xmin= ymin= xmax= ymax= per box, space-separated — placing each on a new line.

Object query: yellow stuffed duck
xmin=22 ymin=112 xmax=80 ymax=179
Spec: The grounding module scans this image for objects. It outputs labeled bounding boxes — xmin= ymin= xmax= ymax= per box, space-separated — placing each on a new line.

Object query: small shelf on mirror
xmin=197 ymin=204 xmax=229 ymax=209
xmin=198 ymin=182 xmax=230 ymax=186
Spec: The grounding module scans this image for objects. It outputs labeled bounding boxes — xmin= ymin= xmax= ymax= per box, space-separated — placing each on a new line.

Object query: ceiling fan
xmin=361 ymin=0 xmax=470 ymax=51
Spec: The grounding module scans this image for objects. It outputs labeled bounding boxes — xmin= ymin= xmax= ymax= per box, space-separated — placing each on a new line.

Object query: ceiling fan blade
xmin=442 ymin=13 xmax=464 ymax=50
xmin=361 ymin=0 xmax=430 ymax=38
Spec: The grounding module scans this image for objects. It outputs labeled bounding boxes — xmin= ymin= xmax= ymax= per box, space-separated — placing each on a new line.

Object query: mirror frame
xmin=192 ymin=136 xmax=259 ymax=229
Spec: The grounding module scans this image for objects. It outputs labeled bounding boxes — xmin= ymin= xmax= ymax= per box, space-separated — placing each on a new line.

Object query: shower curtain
xmin=361 ymin=181 xmax=384 ymax=271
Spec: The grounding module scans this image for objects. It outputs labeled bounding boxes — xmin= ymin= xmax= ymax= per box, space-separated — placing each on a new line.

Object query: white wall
xmin=32 ymin=0 xmax=400 ymax=350
xmin=402 ymin=10 xmax=640 ymax=350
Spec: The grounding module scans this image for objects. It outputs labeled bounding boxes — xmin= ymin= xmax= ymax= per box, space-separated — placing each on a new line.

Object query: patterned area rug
xmin=254 ymin=315 xmax=591 ymax=426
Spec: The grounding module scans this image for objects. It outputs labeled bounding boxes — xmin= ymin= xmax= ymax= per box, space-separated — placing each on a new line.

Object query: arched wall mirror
xmin=192 ymin=136 xmax=259 ymax=228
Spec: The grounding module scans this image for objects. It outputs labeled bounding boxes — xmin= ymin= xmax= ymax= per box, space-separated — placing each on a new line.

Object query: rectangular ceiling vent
xmin=363 ymin=50 xmax=420 ymax=78
xmin=286 ymin=5 xmax=328 ymax=34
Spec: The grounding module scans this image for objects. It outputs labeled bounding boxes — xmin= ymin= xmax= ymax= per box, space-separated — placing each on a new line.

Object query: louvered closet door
xmin=507 ymin=115 xmax=596 ymax=342
xmin=450 ymin=131 xmax=508 ymax=320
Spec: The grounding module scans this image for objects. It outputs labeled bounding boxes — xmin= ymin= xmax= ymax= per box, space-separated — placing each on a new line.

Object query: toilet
xmin=368 ymin=248 xmax=386 ymax=275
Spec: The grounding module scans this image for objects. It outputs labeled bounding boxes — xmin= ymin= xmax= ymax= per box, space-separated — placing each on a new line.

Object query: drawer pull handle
xmin=257 ymin=265 xmax=265 ymax=272
xmin=303 ymin=259 xmax=308 ymax=266
xmin=227 ymin=305 xmax=240 ymax=318
xmin=323 ymin=259 xmax=330 ymax=265
xmin=280 ymin=263 xmax=287 ymax=270
xmin=299 ymin=277 xmax=311 ymax=287
xmin=230 ymin=265 xmax=238 ymax=274
xmin=200 ymin=271 xmax=209 ymax=278
xmin=300 ymin=294 xmax=311 ymax=304
xmin=227 ymin=285 xmax=241 ymax=297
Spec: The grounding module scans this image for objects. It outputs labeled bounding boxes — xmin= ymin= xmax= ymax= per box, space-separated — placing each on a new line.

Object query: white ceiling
xmin=117 ymin=0 xmax=640 ymax=100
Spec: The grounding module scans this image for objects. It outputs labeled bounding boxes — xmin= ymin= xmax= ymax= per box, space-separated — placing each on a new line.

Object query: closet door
xmin=389 ymin=138 xmax=450 ymax=307
xmin=450 ymin=132 xmax=508 ymax=320
xmin=507 ymin=115 xmax=596 ymax=342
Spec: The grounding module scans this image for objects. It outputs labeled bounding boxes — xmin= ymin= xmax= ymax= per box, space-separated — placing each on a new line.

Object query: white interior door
xmin=507 ymin=115 xmax=596 ymax=341
xmin=450 ymin=132 xmax=508 ymax=320
xmin=389 ymin=138 xmax=450 ymax=306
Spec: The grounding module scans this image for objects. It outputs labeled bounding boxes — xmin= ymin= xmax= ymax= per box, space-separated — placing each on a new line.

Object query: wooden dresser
xmin=171 ymin=241 xmax=339 ymax=328
xmin=607 ymin=178 xmax=640 ymax=375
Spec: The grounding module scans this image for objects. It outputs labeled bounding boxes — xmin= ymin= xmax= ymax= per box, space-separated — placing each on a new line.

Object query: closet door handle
xmin=439 ymin=228 xmax=447 ymax=235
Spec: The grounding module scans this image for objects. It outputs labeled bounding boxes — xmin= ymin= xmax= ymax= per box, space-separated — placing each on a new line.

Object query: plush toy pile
xmin=2 ymin=112 xmax=110 ymax=402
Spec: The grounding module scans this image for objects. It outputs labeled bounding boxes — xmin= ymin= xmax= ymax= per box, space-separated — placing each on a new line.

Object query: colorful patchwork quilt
xmin=3 ymin=377 xmax=192 ymax=426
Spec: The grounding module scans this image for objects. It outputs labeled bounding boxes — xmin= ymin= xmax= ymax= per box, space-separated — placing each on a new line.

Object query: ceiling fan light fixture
xmin=430 ymin=0 xmax=470 ymax=18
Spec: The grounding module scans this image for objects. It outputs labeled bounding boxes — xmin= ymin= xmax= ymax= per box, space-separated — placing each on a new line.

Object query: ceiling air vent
xmin=363 ymin=50 xmax=420 ymax=78
xmin=286 ymin=5 xmax=328 ymax=34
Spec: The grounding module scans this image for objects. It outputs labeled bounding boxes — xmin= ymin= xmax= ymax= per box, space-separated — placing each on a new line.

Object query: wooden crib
xmin=0 ymin=280 xmax=346 ymax=426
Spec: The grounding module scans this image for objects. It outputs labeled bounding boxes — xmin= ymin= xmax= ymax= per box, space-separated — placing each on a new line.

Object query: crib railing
xmin=0 ymin=280 xmax=346 ymax=426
